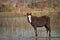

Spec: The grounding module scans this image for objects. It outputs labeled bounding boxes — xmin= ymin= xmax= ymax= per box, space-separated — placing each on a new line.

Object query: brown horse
xmin=27 ymin=13 xmax=51 ymax=40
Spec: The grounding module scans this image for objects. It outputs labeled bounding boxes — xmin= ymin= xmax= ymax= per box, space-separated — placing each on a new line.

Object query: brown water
xmin=0 ymin=17 xmax=60 ymax=40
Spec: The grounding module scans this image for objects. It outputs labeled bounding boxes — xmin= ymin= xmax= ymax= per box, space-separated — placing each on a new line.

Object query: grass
xmin=0 ymin=7 xmax=56 ymax=17
xmin=0 ymin=12 xmax=24 ymax=17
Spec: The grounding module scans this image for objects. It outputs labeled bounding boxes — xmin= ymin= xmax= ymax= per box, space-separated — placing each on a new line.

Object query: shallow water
xmin=0 ymin=26 xmax=60 ymax=40
xmin=0 ymin=17 xmax=60 ymax=40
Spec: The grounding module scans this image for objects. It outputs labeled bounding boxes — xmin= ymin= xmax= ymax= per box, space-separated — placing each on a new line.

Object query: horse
xmin=27 ymin=13 xmax=51 ymax=40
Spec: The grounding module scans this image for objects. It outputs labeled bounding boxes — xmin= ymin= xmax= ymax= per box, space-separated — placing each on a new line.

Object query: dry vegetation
xmin=0 ymin=0 xmax=60 ymax=30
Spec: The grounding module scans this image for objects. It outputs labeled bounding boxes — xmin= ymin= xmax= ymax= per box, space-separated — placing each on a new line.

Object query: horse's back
xmin=40 ymin=16 xmax=50 ymax=19
xmin=32 ymin=15 xmax=50 ymax=21
xmin=40 ymin=16 xmax=50 ymax=21
xmin=38 ymin=16 xmax=50 ymax=24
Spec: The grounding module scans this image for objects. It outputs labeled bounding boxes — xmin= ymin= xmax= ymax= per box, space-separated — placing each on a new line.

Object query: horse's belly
xmin=37 ymin=23 xmax=44 ymax=27
xmin=32 ymin=22 xmax=45 ymax=27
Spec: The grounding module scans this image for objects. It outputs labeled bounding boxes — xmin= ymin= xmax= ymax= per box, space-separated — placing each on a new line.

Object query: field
xmin=0 ymin=12 xmax=60 ymax=40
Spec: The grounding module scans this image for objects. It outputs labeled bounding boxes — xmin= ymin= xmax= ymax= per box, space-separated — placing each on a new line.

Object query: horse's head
xmin=27 ymin=13 xmax=32 ymax=23
xmin=27 ymin=13 xmax=32 ymax=16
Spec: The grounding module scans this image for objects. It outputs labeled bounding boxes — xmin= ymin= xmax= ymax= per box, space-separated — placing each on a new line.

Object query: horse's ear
xmin=27 ymin=13 xmax=29 ymax=15
xmin=27 ymin=13 xmax=32 ymax=15
xmin=30 ymin=13 xmax=32 ymax=15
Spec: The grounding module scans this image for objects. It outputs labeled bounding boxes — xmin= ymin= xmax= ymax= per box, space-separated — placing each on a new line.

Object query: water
xmin=0 ymin=26 xmax=60 ymax=40
xmin=0 ymin=17 xmax=60 ymax=40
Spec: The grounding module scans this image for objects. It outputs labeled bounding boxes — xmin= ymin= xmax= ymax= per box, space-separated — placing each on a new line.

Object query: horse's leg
xmin=45 ymin=25 xmax=51 ymax=40
xmin=33 ymin=27 xmax=37 ymax=40
xmin=48 ymin=26 xmax=51 ymax=40
xmin=45 ymin=25 xmax=49 ymax=40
